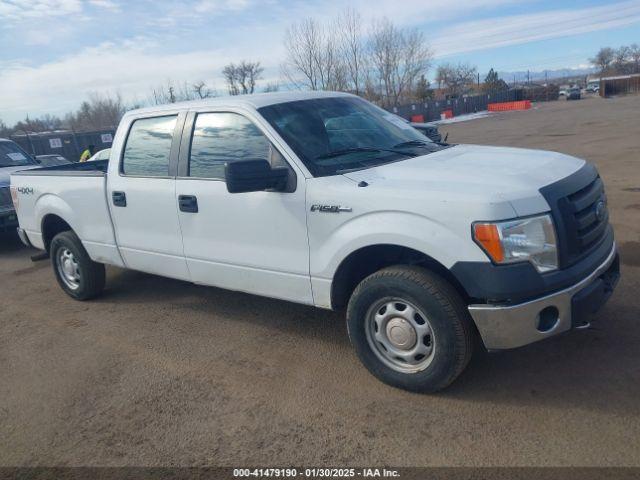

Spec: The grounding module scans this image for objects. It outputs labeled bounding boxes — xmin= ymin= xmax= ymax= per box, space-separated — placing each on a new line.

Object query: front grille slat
xmin=569 ymin=177 xmax=603 ymax=212
xmin=575 ymin=209 xmax=597 ymax=230
xmin=578 ymin=212 xmax=608 ymax=247
xmin=0 ymin=187 xmax=12 ymax=208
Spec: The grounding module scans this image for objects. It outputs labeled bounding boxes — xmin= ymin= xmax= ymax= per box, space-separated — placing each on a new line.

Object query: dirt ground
xmin=1 ymin=95 xmax=639 ymax=468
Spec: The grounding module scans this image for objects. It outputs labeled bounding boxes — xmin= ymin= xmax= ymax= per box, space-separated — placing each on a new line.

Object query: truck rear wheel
xmin=50 ymin=230 xmax=105 ymax=300
xmin=346 ymin=265 xmax=473 ymax=393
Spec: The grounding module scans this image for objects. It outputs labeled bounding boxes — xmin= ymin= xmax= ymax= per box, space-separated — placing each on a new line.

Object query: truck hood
xmin=1 ymin=165 xmax=38 ymax=186
xmin=342 ymin=144 xmax=585 ymax=216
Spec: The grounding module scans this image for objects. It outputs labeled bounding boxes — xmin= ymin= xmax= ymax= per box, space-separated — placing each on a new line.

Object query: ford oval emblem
xmin=595 ymin=200 xmax=606 ymax=222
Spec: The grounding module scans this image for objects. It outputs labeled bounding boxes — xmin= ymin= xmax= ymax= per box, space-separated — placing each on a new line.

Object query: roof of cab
xmin=124 ymin=90 xmax=355 ymax=118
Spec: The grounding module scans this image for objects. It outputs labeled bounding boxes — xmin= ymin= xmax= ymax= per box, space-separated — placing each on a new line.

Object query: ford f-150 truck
xmin=10 ymin=91 xmax=620 ymax=392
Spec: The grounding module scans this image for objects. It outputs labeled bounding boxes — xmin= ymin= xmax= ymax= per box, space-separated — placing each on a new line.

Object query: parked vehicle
xmin=35 ymin=154 xmax=71 ymax=167
xmin=410 ymin=122 xmax=442 ymax=143
xmin=10 ymin=92 xmax=620 ymax=392
xmin=88 ymin=148 xmax=111 ymax=162
xmin=586 ymin=81 xmax=600 ymax=93
xmin=1 ymin=139 xmax=39 ymax=233
xmin=566 ymin=87 xmax=581 ymax=100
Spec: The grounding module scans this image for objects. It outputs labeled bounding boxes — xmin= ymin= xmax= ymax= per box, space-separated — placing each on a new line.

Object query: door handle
xmin=178 ymin=195 xmax=198 ymax=213
xmin=112 ymin=191 xmax=127 ymax=207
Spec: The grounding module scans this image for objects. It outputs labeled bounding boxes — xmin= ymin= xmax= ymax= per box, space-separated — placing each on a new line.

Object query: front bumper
xmin=0 ymin=208 xmax=19 ymax=233
xmin=469 ymin=243 xmax=619 ymax=350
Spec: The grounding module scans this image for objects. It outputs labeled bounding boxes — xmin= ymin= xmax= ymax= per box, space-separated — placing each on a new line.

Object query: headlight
xmin=473 ymin=214 xmax=558 ymax=272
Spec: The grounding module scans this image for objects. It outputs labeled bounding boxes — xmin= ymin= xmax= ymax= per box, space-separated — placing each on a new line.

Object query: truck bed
xmin=10 ymin=159 xmax=122 ymax=266
xmin=12 ymin=159 xmax=109 ymax=176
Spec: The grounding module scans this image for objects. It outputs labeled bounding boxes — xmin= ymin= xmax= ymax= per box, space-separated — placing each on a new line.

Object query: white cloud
xmin=0 ymin=0 xmax=81 ymax=21
xmin=0 ymin=38 xmax=284 ymax=122
xmin=431 ymin=0 xmax=640 ymax=57
xmin=194 ymin=0 xmax=251 ymax=14
xmin=333 ymin=0 xmax=526 ymax=26
xmin=89 ymin=0 xmax=120 ymax=12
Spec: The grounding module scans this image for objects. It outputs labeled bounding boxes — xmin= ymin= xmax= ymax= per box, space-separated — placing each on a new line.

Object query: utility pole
xmin=545 ymin=71 xmax=549 ymax=101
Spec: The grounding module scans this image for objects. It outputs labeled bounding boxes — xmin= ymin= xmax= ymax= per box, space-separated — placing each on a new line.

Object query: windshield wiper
xmin=315 ymin=147 xmax=410 ymax=161
xmin=393 ymin=140 xmax=436 ymax=149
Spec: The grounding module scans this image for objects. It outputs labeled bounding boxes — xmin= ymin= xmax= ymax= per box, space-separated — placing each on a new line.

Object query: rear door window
xmin=122 ymin=116 xmax=177 ymax=176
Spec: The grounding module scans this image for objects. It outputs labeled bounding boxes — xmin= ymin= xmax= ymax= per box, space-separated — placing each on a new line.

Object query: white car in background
xmin=88 ymin=148 xmax=111 ymax=162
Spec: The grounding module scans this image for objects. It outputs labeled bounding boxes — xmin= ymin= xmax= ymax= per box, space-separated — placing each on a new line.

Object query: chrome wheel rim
xmin=56 ymin=248 xmax=81 ymax=290
xmin=365 ymin=298 xmax=435 ymax=373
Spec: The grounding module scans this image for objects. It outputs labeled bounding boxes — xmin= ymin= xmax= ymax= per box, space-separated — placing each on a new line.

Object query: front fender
xmin=310 ymin=210 xmax=488 ymax=279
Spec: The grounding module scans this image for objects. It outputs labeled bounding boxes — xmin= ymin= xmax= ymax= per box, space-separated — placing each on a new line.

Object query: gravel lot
xmin=1 ymin=95 xmax=639 ymax=467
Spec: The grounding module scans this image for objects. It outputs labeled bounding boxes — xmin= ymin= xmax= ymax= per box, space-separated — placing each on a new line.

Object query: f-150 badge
xmin=310 ymin=204 xmax=352 ymax=213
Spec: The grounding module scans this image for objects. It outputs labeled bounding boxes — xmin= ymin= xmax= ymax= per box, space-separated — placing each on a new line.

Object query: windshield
xmin=258 ymin=97 xmax=449 ymax=176
xmin=0 ymin=141 xmax=37 ymax=168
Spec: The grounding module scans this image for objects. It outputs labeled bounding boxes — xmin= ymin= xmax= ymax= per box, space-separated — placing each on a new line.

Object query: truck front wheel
xmin=50 ymin=231 xmax=105 ymax=300
xmin=346 ymin=265 xmax=474 ymax=392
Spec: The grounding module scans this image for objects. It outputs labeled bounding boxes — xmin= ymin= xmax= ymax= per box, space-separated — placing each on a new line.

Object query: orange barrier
xmin=440 ymin=109 xmax=454 ymax=119
xmin=488 ymin=100 xmax=531 ymax=112
xmin=410 ymin=114 xmax=425 ymax=123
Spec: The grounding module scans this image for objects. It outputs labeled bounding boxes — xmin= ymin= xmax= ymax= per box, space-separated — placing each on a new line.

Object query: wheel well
xmin=41 ymin=215 xmax=72 ymax=252
xmin=330 ymin=244 xmax=470 ymax=310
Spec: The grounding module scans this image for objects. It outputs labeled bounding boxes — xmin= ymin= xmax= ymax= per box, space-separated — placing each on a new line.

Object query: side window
xmin=122 ymin=115 xmax=177 ymax=176
xmin=189 ymin=112 xmax=272 ymax=179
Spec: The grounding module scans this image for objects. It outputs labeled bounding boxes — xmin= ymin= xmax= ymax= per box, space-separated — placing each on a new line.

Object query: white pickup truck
xmin=11 ymin=91 xmax=619 ymax=392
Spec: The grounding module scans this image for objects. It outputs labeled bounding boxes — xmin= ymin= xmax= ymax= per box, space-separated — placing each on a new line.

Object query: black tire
xmin=346 ymin=265 xmax=474 ymax=393
xmin=50 ymin=230 xmax=105 ymax=300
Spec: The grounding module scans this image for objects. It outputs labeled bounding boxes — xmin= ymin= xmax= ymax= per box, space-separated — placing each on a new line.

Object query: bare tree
xmin=630 ymin=44 xmax=640 ymax=73
xmin=222 ymin=61 xmax=264 ymax=95
xmin=337 ymin=8 xmax=366 ymax=95
xmin=263 ymin=82 xmax=280 ymax=93
xmin=435 ymin=62 xmax=477 ymax=96
xmin=590 ymin=47 xmax=615 ymax=74
xmin=222 ymin=64 xmax=240 ymax=95
xmin=613 ymin=46 xmax=631 ymax=74
xmin=193 ymin=80 xmax=215 ymax=99
xmin=281 ymin=17 xmax=347 ymax=91
xmin=369 ymin=18 xmax=432 ymax=108
xmin=3 ymin=93 xmax=125 ymax=135
xmin=149 ymin=80 xmax=214 ymax=105
xmin=149 ymin=81 xmax=178 ymax=105
xmin=65 ymin=92 xmax=126 ymax=131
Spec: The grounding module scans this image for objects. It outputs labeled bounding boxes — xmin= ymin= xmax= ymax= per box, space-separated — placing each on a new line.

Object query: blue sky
xmin=1 ymin=0 xmax=640 ymax=124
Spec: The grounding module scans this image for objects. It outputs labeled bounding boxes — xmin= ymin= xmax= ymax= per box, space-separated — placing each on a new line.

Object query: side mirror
xmin=225 ymin=159 xmax=289 ymax=194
